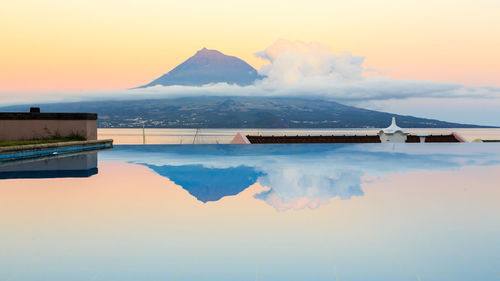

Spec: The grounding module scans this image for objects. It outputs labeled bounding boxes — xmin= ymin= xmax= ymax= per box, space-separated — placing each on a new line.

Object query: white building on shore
xmin=378 ymin=117 xmax=409 ymax=143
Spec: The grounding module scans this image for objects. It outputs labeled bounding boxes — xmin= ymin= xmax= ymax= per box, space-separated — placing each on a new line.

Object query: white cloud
xmin=255 ymin=39 xmax=365 ymax=83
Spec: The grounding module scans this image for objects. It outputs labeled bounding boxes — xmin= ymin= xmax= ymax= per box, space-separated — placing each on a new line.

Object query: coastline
xmin=97 ymin=128 xmax=500 ymax=144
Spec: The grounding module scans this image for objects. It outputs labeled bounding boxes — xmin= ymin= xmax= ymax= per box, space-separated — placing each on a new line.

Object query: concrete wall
xmin=0 ymin=119 xmax=97 ymax=141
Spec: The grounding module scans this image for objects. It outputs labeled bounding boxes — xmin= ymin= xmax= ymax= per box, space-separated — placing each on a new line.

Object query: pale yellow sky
xmin=1 ymin=0 xmax=499 ymax=92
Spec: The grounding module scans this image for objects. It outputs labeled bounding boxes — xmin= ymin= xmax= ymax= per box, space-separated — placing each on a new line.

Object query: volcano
xmin=138 ymin=48 xmax=261 ymax=88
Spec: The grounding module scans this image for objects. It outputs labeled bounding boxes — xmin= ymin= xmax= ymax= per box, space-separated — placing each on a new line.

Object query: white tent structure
xmin=378 ymin=117 xmax=409 ymax=143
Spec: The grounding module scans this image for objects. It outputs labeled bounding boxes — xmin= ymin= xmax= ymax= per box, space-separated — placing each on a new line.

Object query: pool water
xmin=1 ymin=143 xmax=499 ymax=280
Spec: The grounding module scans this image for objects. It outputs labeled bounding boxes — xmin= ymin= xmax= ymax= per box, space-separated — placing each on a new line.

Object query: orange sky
xmin=1 ymin=0 xmax=499 ymax=93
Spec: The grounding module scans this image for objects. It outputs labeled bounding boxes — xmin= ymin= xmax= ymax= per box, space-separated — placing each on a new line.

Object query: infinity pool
xmin=1 ymin=144 xmax=499 ymax=280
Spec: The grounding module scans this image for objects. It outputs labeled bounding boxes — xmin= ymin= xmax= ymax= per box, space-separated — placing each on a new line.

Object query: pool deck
xmin=0 ymin=139 xmax=113 ymax=161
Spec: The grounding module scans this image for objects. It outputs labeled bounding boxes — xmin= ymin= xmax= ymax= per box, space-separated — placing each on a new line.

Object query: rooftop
xmin=0 ymin=107 xmax=97 ymax=120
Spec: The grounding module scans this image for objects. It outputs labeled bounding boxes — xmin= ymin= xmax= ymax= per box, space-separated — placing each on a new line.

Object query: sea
xmin=98 ymin=128 xmax=500 ymax=144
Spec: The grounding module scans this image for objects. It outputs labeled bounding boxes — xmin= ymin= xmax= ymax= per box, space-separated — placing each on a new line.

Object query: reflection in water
xmin=102 ymin=144 xmax=500 ymax=211
xmin=143 ymin=164 xmax=262 ymax=202
xmin=0 ymin=152 xmax=98 ymax=179
xmin=2 ymin=144 xmax=500 ymax=281
xmin=255 ymin=168 xmax=364 ymax=211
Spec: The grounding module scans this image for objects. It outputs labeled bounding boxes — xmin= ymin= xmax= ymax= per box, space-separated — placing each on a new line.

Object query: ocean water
xmin=0 ymin=143 xmax=499 ymax=280
xmin=98 ymin=128 xmax=500 ymax=144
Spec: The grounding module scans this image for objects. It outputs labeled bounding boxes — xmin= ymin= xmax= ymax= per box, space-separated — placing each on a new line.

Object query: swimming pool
xmin=1 ymin=143 xmax=499 ymax=280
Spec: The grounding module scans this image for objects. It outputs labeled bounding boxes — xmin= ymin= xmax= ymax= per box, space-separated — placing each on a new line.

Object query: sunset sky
xmin=1 ymin=0 xmax=499 ymax=125
xmin=1 ymin=0 xmax=499 ymax=92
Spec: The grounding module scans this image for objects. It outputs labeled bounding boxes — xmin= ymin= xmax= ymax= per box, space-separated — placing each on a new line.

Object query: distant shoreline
xmin=97 ymin=128 xmax=500 ymax=144
xmin=2 ymin=97 xmax=494 ymax=129
xmin=97 ymin=126 xmax=499 ymax=129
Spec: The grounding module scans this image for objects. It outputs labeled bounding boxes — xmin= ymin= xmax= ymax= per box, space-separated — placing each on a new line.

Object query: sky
xmin=1 ymin=0 xmax=499 ymax=125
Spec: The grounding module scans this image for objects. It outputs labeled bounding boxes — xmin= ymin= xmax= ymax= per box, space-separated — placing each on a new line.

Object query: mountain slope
xmin=138 ymin=48 xmax=261 ymax=88
xmin=0 ymin=96 xmax=487 ymax=128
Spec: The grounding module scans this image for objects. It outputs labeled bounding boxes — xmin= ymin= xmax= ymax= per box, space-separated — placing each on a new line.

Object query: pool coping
xmin=0 ymin=139 xmax=113 ymax=161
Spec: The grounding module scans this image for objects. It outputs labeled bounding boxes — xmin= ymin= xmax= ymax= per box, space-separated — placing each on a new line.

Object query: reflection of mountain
xmin=0 ymin=152 xmax=98 ymax=179
xmin=102 ymin=144 xmax=500 ymax=211
xmin=143 ymin=164 xmax=262 ymax=202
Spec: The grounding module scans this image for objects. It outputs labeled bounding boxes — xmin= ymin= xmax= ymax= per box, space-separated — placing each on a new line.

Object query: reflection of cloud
xmin=255 ymin=168 xmax=363 ymax=211
xmin=101 ymin=144 xmax=500 ymax=211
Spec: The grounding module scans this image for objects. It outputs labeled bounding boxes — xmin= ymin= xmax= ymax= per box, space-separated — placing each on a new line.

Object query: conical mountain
xmin=138 ymin=48 xmax=261 ymax=88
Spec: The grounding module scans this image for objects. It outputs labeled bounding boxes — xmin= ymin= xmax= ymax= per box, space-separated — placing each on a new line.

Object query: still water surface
xmin=1 ymin=143 xmax=499 ymax=280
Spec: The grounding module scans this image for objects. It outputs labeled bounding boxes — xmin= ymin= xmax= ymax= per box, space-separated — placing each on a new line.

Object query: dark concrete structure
xmin=241 ymin=134 xmax=463 ymax=144
xmin=406 ymin=134 xmax=461 ymax=143
xmin=246 ymin=135 xmax=382 ymax=144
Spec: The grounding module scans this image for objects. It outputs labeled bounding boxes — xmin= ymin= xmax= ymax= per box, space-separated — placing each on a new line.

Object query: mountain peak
xmin=137 ymin=48 xmax=261 ymax=88
xmin=194 ymin=47 xmax=224 ymax=57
